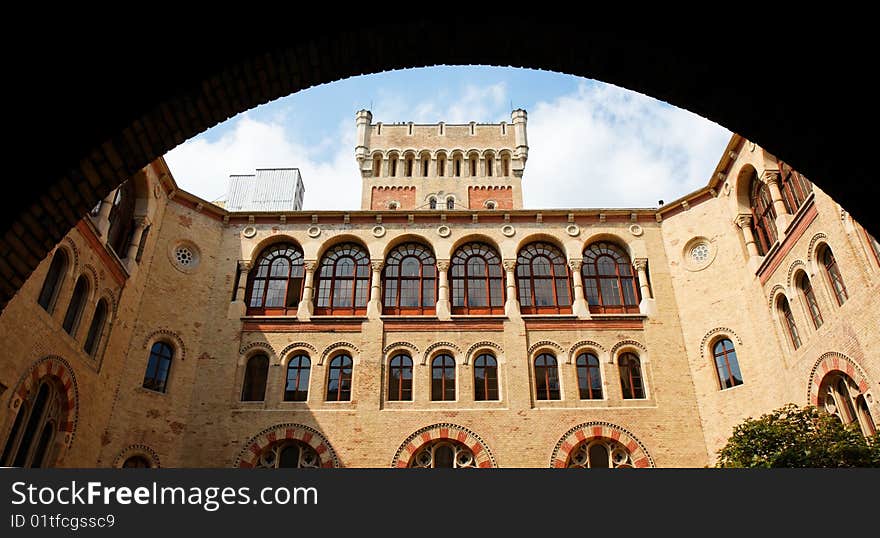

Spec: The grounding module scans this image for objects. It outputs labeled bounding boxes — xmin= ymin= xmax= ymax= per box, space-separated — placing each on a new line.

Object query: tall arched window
xmin=431 ymin=354 xmax=456 ymax=401
xmin=581 ymin=242 xmax=640 ymax=314
xmin=383 ymin=243 xmax=436 ymax=315
xmin=83 ymin=299 xmax=108 ymax=357
xmin=143 ymin=341 xmax=173 ymax=393
xmin=107 ymin=180 xmax=135 ymax=258
xmin=372 ymin=155 xmax=382 ymax=177
xmin=446 ymin=197 xmax=455 ymax=210
xmin=388 ymin=354 xmax=413 ymax=401
xmin=469 ymin=155 xmax=478 ymax=176
xmin=576 ymin=352 xmax=603 ymax=400
xmin=284 ymin=354 xmax=310 ymax=402
xmin=712 ymin=339 xmax=743 ymax=390
xmin=246 ymin=243 xmax=305 ymax=315
xmin=820 ymin=372 xmax=876 ymax=437
xmin=778 ymin=296 xmax=801 ymax=350
xmin=405 ymin=155 xmax=414 ymax=177
xmin=474 ymin=353 xmax=499 ymax=401
xmin=314 ymin=243 xmax=370 ymax=315
xmin=618 ymin=353 xmax=645 ymax=399
xmin=429 ymin=197 xmax=437 ymax=210
xmin=256 ymin=441 xmax=319 ymax=468
xmin=778 ymin=161 xmax=812 ymax=214
xmin=326 ymin=354 xmax=353 ymax=402
xmin=240 ymin=354 xmax=269 ymax=401
xmin=389 ymin=155 xmax=398 ymax=177
xmin=516 ymin=242 xmax=572 ymax=314
xmin=450 ymin=242 xmax=505 ymax=314
xmin=798 ymin=273 xmax=823 ymax=329
xmin=501 ymin=154 xmax=510 ymax=177
xmin=1 ymin=379 xmax=63 ymax=467
xmin=37 ymin=250 xmax=68 ymax=312
xmin=437 ymin=154 xmax=446 ymax=177
xmin=61 ymin=276 xmax=89 ymax=336
xmin=454 ymin=155 xmax=462 ymax=177
xmin=820 ymin=246 xmax=848 ymax=306
xmin=534 ymin=353 xmax=560 ymax=400
xmin=750 ymin=174 xmax=777 ymax=255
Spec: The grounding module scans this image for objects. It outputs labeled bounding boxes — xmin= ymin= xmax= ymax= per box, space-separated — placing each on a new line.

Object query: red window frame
xmin=798 ymin=273 xmax=823 ymax=329
xmin=575 ymin=352 xmax=603 ymax=400
xmin=712 ymin=339 xmax=743 ymax=390
xmin=750 ymin=176 xmax=777 ymax=255
xmin=326 ymin=355 xmax=353 ymax=402
xmin=431 ymin=354 xmax=456 ymax=401
xmin=534 ymin=353 xmax=560 ymax=400
xmin=777 ymin=160 xmax=812 ymax=214
xmin=516 ymin=242 xmax=572 ymax=314
xmin=473 ymin=353 xmax=499 ymax=401
xmin=581 ymin=242 xmax=641 ymax=314
xmin=388 ymin=354 xmax=413 ymax=401
xmin=618 ymin=353 xmax=645 ymax=399
xmin=241 ymin=354 xmax=269 ymax=401
xmin=314 ymin=243 xmax=370 ymax=316
xmin=284 ymin=354 xmax=310 ymax=402
xmin=382 ymin=243 xmax=437 ymax=315
xmin=450 ymin=242 xmax=505 ymax=315
xmin=246 ymin=243 xmax=305 ymax=316
xmin=821 ymin=247 xmax=848 ymax=306
xmin=779 ymin=296 xmax=802 ymax=349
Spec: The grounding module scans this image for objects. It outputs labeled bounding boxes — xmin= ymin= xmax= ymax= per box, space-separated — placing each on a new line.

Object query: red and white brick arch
xmin=7 ymin=356 xmax=78 ymax=448
xmin=234 ymin=423 xmax=339 ymax=468
xmin=551 ymin=421 xmax=654 ymax=468
xmin=392 ymin=423 xmax=496 ymax=468
xmin=808 ymin=352 xmax=872 ymax=406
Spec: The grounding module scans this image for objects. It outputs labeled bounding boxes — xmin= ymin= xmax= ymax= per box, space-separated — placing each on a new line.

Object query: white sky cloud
xmin=164 ymin=80 xmax=730 ymax=211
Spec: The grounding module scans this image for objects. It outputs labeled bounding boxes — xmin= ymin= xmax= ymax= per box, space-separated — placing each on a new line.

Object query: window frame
xmin=326 ymin=354 xmax=353 ymax=402
xmin=142 ymin=341 xmax=174 ymax=393
xmin=618 ymin=352 xmax=645 ymax=399
xmin=473 ymin=353 xmax=499 ymax=401
xmin=778 ymin=296 xmax=802 ymax=350
xmin=382 ymin=243 xmax=437 ymax=315
xmin=37 ymin=250 xmax=68 ymax=312
xmin=534 ymin=353 xmax=561 ymax=401
xmin=581 ymin=242 xmax=641 ymax=314
xmin=516 ymin=242 xmax=572 ymax=314
xmin=449 ymin=242 xmax=506 ymax=315
xmin=314 ymin=243 xmax=371 ymax=316
xmin=431 ymin=354 xmax=456 ymax=401
xmin=245 ymin=243 xmax=305 ymax=316
xmin=820 ymin=246 xmax=848 ymax=306
xmin=575 ymin=352 xmax=603 ymax=400
xmin=798 ymin=273 xmax=824 ymax=329
xmin=240 ymin=354 xmax=270 ymax=402
xmin=284 ymin=354 xmax=311 ymax=402
xmin=387 ymin=353 xmax=413 ymax=402
xmin=61 ymin=275 xmax=90 ymax=336
xmin=712 ymin=338 xmax=744 ymax=390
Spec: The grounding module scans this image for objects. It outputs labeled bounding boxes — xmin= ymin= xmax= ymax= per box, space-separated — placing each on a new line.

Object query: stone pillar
xmin=228 ymin=260 xmax=251 ymax=319
xmin=367 ymin=259 xmax=384 ymax=319
xmin=95 ymin=192 xmax=115 ymax=238
xmin=436 ymin=260 xmax=451 ymax=320
xmin=735 ymin=214 xmax=760 ymax=258
xmin=503 ymin=259 xmax=520 ymax=318
xmin=124 ymin=217 xmax=149 ymax=269
xmin=763 ymin=170 xmax=792 ymax=232
xmin=633 ymin=258 xmax=651 ymax=300
xmin=297 ymin=261 xmax=317 ymax=321
xmin=568 ymin=259 xmax=590 ymax=319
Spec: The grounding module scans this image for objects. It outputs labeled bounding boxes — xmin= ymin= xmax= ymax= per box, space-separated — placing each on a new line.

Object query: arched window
xmin=326 ymin=354 xmax=353 ymax=402
xmin=749 ymin=174 xmax=777 ymax=255
xmin=820 ymin=372 xmax=876 ymax=437
xmin=486 ymin=156 xmax=493 ymax=176
xmin=383 ymin=243 xmax=436 ymax=315
xmin=314 ymin=243 xmax=370 ymax=315
xmin=246 ymin=243 xmax=304 ymax=315
xmin=429 ymin=197 xmax=437 ymax=210
xmin=405 ymin=155 xmax=414 ymax=177
xmin=566 ymin=439 xmax=634 ymax=468
xmin=576 ymin=352 xmax=603 ymax=399
xmin=37 ymin=250 xmax=67 ymax=312
xmin=372 ymin=155 xmax=382 ymax=177
xmin=501 ymin=155 xmax=510 ymax=177
xmin=469 ymin=155 xmax=478 ymax=176
xmin=1 ymin=380 xmax=63 ymax=467
xmin=388 ymin=353 xmax=413 ymax=401
xmin=712 ymin=339 xmax=743 ymax=390
xmin=122 ymin=456 xmax=151 ymax=468
xmin=437 ymin=155 xmax=446 ymax=177
xmin=422 ymin=156 xmax=429 ymax=177
xmin=798 ymin=273 xmax=823 ymax=329
xmin=83 ymin=299 xmax=108 ymax=357
xmin=256 ymin=441 xmax=319 ymax=468
xmin=778 ymin=161 xmax=812 ymax=214
xmin=618 ymin=353 xmax=645 ymax=399
xmin=516 ymin=242 xmax=572 ymax=314
xmin=534 ymin=353 xmax=560 ymax=400
xmin=241 ymin=354 xmax=269 ymax=401
xmin=431 ymin=354 xmax=456 ymax=401
xmin=446 ymin=197 xmax=455 ymax=210
xmin=450 ymin=242 xmax=505 ymax=314
xmin=778 ymin=296 xmax=801 ymax=349
xmin=284 ymin=354 xmax=310 ymax=402
xmin=581 ymin=242 xmax=640 ymax=314
xmin=389 ymin=155 xmax=398 ymax=177
xmin=410 ymin=440 xmax=476 ymax=468
xmin=820 ymin=246 xmax=848 ymax=306
xmin=454 ymin=156 xmax=462 ymax=177
xmin=474 ymin=353 xmax=499 ymax=401
xmin=143 ymin=341 xmax=173 ymax=393
xmin=61 ymin=276 xmax=89 ymax=336
xmin=107 ymin=180 xmax=135 ymax=258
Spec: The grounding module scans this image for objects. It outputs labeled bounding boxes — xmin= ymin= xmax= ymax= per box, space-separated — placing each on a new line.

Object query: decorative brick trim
xmin=142 ymin=329 xmax=186 ymax=361
xmin=464 ymin=341 xmax=503 ymax=365
xmin=7 ymin=356 xmax=79 ymax=448
xmin=391 ymin=423 xmax=496 ymax=468
xmin=99 ymin=288 xmax=118 ymax=317
xmin=807 ymin=352 xmax=872 ymax=405
xmin=238 ymin=341 xmax=277 ymax=357
xmin=383 ymin=341 xmax=420 ymax=355
xmin=550 ymin=421 xmax=654 ymax=468
xmin=234 ymin=423 xmax=339 ymax=468
xmin=113 ymin=444 xmax=161 ymax=468
xmin=807 ymin=232 xmax=828 ymax=264
xmin=422 ymin=341 xmax=462 ymax=365
xmin=527 ymin=340 xmax=564 ymax=357
xmin=320 ymin=341 xmax=359 ymax=366
xmin=610 ymin=339 xmax=647 ymax=359
xmin=276 ymin=342 xmax=317 ymax=363
xmin=767 ymin=284 xmax=787 ymax=309
xmin=786 ymin=260 xmax=807 ymax=289
xmin=568 ymin=340 xmax=606 ymax=364
xmin=80 ymin=263 xmax=100 ymax=298
xmin=60 ymin=237 xmax=80 ymax=275
xmin=699 ymin=328 xmax=743 ymax=363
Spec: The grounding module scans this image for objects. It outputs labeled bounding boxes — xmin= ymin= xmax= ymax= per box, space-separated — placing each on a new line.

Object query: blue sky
xmin=165 ymin=66 xmax=731 ymax=210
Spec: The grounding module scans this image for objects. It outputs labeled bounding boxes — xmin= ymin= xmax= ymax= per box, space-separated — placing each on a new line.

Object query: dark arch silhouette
xmin=5 ymin=25 xmax=877 ymax=313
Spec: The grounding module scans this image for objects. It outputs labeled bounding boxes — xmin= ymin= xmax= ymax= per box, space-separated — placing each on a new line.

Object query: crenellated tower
xmin=355 ymin=109 xmax=528 ymax=211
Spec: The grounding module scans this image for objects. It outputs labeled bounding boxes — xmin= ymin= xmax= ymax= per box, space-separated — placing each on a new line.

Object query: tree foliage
xmin=716 ymin=403 xmax=880 ymax=468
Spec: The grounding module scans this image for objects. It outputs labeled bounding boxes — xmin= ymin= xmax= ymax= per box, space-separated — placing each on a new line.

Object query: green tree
xmin=716 ymin=403 xmax=880 ymax=467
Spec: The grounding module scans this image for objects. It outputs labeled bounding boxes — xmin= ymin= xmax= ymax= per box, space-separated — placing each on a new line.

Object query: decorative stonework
xmin=370 ymin=260 xmax=384 ymax=271
xmin=277 ymin=342 xmax=317 ymax=361
xmin=568 ymin=259 xmax=583 ymax=272
xmin=168 ymin=240 xmax=201 ymax=274
xmin=628 ymin=224 xmax=643 ymax=237
xmin=142 ymin=329 xmax=186 ymax=361
xmin=550 ymin=421 xmax=654 ymax=468
xmin=8 ymin=356 xmax=79 ymax=448
xmin=307 ymin=225 xmax=321 ymax=238
xmin=113 ymin=444 xmax=161 ymax=468
xmin=683 ymin=237 xmax=716 ymax=272
xmin=807 ymin=233 xmax=828 ymax=263
xmin=464 ymin=341 xmax=503 ymax=365
xmin=699 ymin=328 xmax=743 ymax=363
xmin=383 ymin=341 xmax=420 ymax=356
xmin=238 ymin=341 xmax=277 ymax=358
xmin=568 ymin=340 xmax=607 ymax=364
xmin=422 ymin=341 xmax=462 ymax=365
xmin=527 ymin=340 xmax=564 ymax=357
xmin=436 ymin=260 xmax=450 ymax=271
xmin=234 ymin=423 xmax=339 ymax=468
xmin=735 ymin=214 xmax=753 ymax=229
xmin=81 ymin=264 xmax=100 ymax=294
xmin=371 ymin=225 xmax=386 ymax=238
xmin=786 ymin=260 xmax=807 ymax=289
xmin=610 ymin=340 xmax=647 ymax=360
xmin=320 ymin=341 xmax=359 ymax=366
xmin=565 ymin=224 xmax=580 ymax=237
xmin=500 ymin=224 xmax=515 ymax=237
xmin=391 ymin=423 xmax=496 ymax=468
xmin=767 ymin=284 xmax=787 ymax=309
xmin=502 ymin=259 xmax=517 ymax=271
xmin=61 ymin=237 xmax=80 ymax=274
xmin=100 ymin=288 xmax=118 ymax=316
xmin=807 ymin=352 xmax=871 ymax=406
xmin=436 ymin=225 xmax=451 ymax=238
xmin=241 ymin=225 xmax=257 ymax=238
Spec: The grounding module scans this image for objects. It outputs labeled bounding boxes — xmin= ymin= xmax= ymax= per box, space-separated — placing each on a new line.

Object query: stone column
xmin=367 ymin=259 xmax=384 ymax=319
xmin=763 ymin=170 xmax=792 ymax=232
xmin=234 ymin=260 xmax=251 ymax=302
xmin=735 ymin=214 xmax=760 ymax=258
xmin=568 ymin=259 xmax=590 ymax=319
xmin=95 ymin=192 xmax=115 ymax=238
xmin=297 ymin=260 xmax=317 ymax=321
xmin=503 ymin=259 xmax=520 ymax=318
xmin=436 ymin=260 xmax=451 ymax=320
xmin=633 ymin=258 xmax=651 ymax=300
xmin=124 ymin=217 xmax=149 ymax=266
